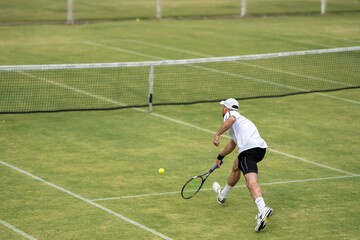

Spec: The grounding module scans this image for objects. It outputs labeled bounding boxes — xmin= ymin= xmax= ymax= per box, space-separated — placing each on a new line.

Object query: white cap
xmin=220 ymin=98 xmax=239 ymax=111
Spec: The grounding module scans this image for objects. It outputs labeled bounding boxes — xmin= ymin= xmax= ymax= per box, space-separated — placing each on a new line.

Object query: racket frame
xmin=181 ymin=164 xmax=218 ymax=199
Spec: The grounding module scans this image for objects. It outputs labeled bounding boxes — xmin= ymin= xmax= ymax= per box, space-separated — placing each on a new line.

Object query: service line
xmin=91 ymin=174 xmax=360 ymax=202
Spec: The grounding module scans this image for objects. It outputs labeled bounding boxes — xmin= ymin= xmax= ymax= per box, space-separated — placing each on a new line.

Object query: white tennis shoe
xmin=255 ymin=206 xmax=273 ymax=232
xmin=212 ymin=182 xmax=226 ymax=205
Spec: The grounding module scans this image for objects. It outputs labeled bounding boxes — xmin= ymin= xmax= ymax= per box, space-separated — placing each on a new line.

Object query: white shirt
xmin=224 ymin=111 xmax=268 ymax=153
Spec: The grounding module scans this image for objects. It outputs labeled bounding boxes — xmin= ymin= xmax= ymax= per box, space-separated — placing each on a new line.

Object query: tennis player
xmin=212 ymin=98 xmax=273 ymax=232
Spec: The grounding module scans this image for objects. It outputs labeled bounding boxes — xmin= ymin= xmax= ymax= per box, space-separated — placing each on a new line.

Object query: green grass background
xmin=0 ymin=0 xmax=360 ymax=23
xmin=1 ymin=7 xmax=360 ymax=240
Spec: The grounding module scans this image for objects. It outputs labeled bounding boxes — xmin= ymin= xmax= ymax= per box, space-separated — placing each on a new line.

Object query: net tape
xmin=1 ymin=46 xmax=359 ymax=71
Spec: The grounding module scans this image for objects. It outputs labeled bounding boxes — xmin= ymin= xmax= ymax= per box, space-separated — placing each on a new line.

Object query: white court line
xmin=314 ymin=92 xmax=360 ymax=104
xmin=92 ymin=191 xmax=181 ymax=201
xmin=18 ymin=72 xmax=124 ymax=107
xmin=305 ymin=32 xmax=360 ymax=44
xmin=261 ymin=33 xmax=337 ymax=48
xmin=268 ymin=148 xmax=358 ymax=176
xmin=0 ymin=219 xmax=37 ymax=240
xmin=91 ymin=174 xmax=360 ymax=202
xmin=19 ymin=69 xmax=357 ymax=177
xmin=149 ymin=112 xmax=357 ymax=176
xmin=84 ymin=41 xmax=164 ymax=60
xmin=0 ymin=160 xmax=172 ymax=240
xmin=91 ymin=174 xmax=360 ymax=201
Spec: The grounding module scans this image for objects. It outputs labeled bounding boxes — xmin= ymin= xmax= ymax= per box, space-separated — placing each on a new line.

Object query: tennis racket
xmin=181 ymin=163 xmax=219 ymax=199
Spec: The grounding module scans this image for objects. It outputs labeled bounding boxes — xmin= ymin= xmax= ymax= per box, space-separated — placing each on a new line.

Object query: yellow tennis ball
xmin=136 ymin=18 xmax=140 ymax=22
xmin=159 ymin=168 xmax=165 ymax=174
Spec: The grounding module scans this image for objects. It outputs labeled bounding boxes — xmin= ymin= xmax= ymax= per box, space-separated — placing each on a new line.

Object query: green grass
xmin=1 ymin=91 xmax=359 ymax=239
xmin=0 ymin=13 xmax=359 ymax=65
xmin=1 ymin=12 xmax=360 ymax=240
xmin=0 ymin=0 xmax=359 ymax=23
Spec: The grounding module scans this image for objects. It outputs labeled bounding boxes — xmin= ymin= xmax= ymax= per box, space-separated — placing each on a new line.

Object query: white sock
xmin=220 ymin=184 xmax=233 ymax=198
xmin=255 ymin=197 xmax=266 ymax=212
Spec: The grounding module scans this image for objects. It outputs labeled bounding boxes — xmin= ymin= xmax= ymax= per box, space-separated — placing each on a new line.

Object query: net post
xmin=156 ymin=0 xmax=162 ymax=19
xmin=321 ymin=0 xmax=326 ymax=15
xmin=67 ymin=0 xmax=74 ymax=25
xmin=148 ymin=64 xmax=154 ymax=113
xmin=241 ymin=0 xmax=246 ymax=17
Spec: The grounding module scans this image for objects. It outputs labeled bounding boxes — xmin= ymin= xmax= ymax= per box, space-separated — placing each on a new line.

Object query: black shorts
xmin=237 ymin=148 xmax=266 ymax=175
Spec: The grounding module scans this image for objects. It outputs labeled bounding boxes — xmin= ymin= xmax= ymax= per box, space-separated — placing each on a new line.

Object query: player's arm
xmin=220 ymin=139 xmax=237 ymax=156
xmin=215 ymin=139 xmax=236 ymax=167
xmin=213 ymin=115 xmax=236 ymax=147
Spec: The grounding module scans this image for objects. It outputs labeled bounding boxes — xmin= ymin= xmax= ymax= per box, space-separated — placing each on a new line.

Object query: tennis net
xmin=0 ymin=46 xmax=359 ymax=114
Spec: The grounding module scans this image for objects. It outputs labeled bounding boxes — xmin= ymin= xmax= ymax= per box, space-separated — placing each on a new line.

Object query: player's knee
xmin=246 ymin=176 xmax=259 ymax=190
xmin=246 ymin=181 xmax=254 ymax=190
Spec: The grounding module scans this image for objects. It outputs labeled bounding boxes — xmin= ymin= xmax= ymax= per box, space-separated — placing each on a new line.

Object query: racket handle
xmin=210 ymin=163 xmax=218 ymax=172
xmin=210 ymin=159 xmax=223 ymax=172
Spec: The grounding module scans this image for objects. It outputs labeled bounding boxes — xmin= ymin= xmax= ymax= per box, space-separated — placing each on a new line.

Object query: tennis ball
xmin=159 ymin=168 xmax=165 ymax=174
xmin=136 ymin=18 xmax=140 ymax=22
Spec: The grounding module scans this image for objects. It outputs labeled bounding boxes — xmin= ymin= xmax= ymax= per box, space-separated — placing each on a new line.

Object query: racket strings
xmin=181 ymin=176 xmax=203 ymax=199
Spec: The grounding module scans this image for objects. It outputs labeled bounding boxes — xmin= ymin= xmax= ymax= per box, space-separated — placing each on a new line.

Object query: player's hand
xmin=213 ymin=135 xmax=220 ymax=147
xmin=215 ymin=159 xmax=223 ymax=168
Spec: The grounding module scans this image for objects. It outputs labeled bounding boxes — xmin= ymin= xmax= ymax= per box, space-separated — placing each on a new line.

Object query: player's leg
xmin=239 ymin=148 xmax=273 ymax=232
xmin=227 ymin=158 xmax=241 ymax=186
xmin=213 ymin=158 xmax=241 ymax=204
xmin=244 ymin=172 xmax=262 ymax=201
xmin=244 ymin=172 xmax=271 ymax=214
